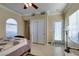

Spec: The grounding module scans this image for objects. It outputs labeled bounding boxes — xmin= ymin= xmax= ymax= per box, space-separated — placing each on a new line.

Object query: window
xmin=6 ymin=18 xmax=17 ymax=38
xmin=54 ymin=22 xmax=62 ymax=41
xmin=69 ymin=10 xmax=79 ymax=44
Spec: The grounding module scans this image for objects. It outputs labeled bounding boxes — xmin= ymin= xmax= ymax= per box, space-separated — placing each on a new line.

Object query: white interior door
xmin=30 ymin=20 xmax=38 ymax=43
xmin=32 ymin=20 xmax=38 ymax=43
xmin=38 ymin=20 xmax=45 ymax=44
xmin=31 ymin=19 xmax=46 ymax=44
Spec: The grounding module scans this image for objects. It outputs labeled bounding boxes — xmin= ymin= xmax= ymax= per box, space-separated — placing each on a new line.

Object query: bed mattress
xmin=0 ymin=39 xmax=28 ymax=56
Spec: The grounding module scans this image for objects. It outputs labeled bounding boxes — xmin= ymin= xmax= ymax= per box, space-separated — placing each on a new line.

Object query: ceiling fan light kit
xmin=24 ymin=3 xmax=38 ymax=9
xmin=24 ymin=3 xmax=32 ymax=7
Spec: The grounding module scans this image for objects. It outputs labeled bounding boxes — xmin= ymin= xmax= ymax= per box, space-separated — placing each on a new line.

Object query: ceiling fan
xmin=24 ymin=3 xmax=38 ymax=9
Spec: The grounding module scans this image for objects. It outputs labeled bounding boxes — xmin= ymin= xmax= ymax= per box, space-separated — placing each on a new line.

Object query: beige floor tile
xmin=31 ymin=44 xmax=65 ymax=56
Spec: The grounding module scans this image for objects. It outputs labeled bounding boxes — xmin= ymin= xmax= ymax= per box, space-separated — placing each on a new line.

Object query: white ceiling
xmin=0 ymin=3 xmax=67 ymax=16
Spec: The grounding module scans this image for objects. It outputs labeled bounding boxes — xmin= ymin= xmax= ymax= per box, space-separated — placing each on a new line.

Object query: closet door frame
xmin=30 ymin=19 xmax=47 ymax=45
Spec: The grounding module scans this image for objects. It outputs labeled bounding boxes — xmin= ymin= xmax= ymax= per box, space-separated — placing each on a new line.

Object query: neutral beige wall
xmin=47 ymin=14 xmax=64 ymax=43
xmin=64 ymin=3 xmax=79 ymax=55
xmin=0 ymin=5 xmax=25 ymax=38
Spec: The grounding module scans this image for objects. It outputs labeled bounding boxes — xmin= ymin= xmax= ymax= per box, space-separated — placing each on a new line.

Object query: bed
xmin=0 ymin=38 xmax=31 ymax=56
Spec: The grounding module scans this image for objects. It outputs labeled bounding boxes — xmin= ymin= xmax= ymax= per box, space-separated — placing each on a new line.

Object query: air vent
xmin=40 ymin=12 xmax=46 ymax=15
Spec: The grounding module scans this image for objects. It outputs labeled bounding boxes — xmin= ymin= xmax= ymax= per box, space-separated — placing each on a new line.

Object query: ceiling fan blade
xmin=24 ymin=4 xmax=27 ymax=9
xmin=32 ymin=3 xmax=38 ymax=9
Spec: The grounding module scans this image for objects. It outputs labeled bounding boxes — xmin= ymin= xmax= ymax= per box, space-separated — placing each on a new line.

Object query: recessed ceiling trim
xmin=47 ymin=11 xmax=63 ymax=16
xmin=0 ymin=5 xmax=22 ymax=16
xmin=0 ymin=3 xmax=67 ymax=16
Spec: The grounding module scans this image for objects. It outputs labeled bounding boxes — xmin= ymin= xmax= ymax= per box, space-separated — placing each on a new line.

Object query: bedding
xmin=0 ymin=38 xmax=30 ymax=56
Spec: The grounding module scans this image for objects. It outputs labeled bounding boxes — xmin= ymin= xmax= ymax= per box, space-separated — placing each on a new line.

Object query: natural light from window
xmin=69 ymin=10 xmax=79 ymax=44
xmin=6 ymin=18 xmax=17 ymax=38
xmin=54 ymin=22 xmax=62 ymax=41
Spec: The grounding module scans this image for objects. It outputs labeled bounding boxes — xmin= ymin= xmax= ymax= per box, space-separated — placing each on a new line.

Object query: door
xmin=31 ymin=19 xmax=46 ymax=44
xmin=32 ymin=20 xmax=38 ymax=43
xmin=38 ymin=20 xmax=45 ymax=44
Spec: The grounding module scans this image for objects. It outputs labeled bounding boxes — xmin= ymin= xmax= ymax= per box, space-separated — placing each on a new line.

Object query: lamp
xmin=64 ymin=26 xmax=79 ymax=53
xmin=24 ymin=3 xmax=32 ymax=8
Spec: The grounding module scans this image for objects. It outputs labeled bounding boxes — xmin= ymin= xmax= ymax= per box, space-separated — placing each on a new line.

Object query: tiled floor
xmin=31 ymin=44 xmax=65 ymax=56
